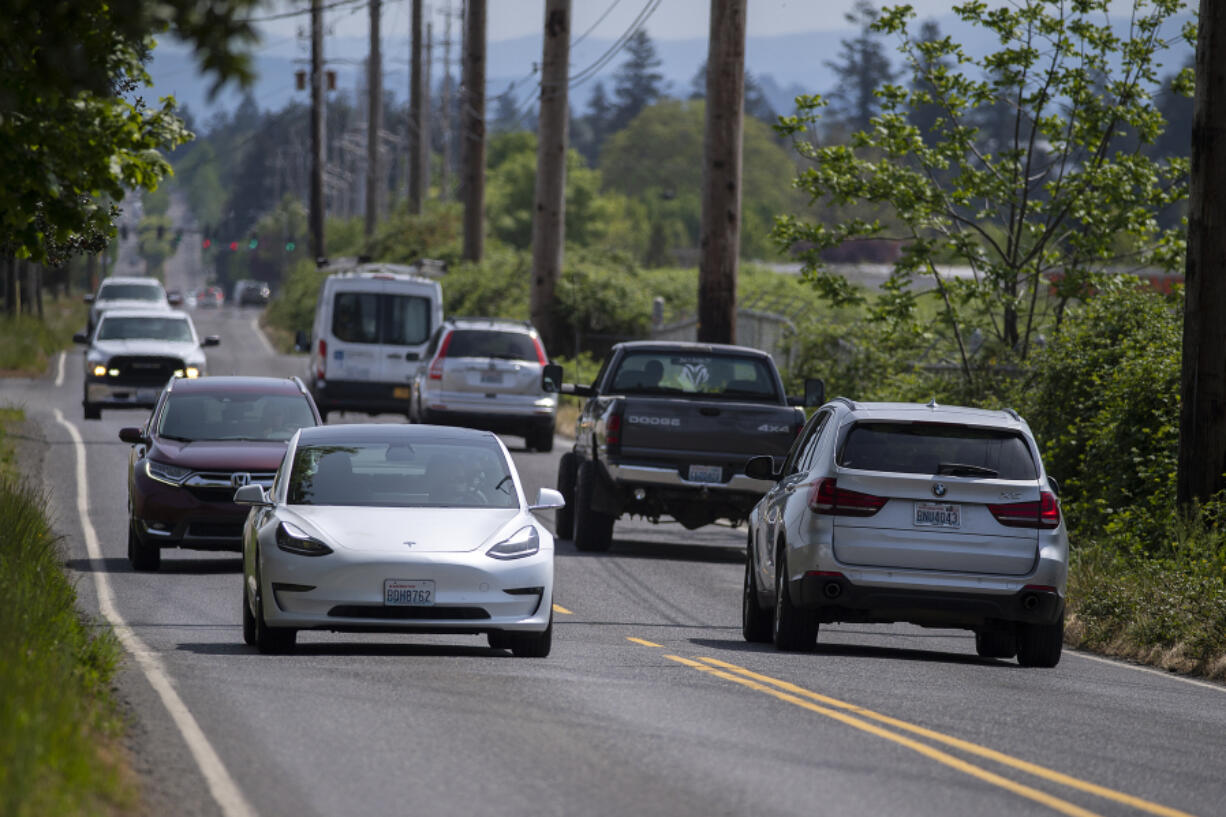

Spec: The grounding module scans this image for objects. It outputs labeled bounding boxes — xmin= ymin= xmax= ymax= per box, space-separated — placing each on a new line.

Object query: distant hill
xmin=149 ymin=10 xmax=1193 ymax=132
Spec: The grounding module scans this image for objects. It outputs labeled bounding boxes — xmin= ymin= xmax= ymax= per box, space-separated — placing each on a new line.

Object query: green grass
xmin=0 ymin=297 xmax=89 ymax=375
xmin=0 ymin=409 xmax=136 ymax=816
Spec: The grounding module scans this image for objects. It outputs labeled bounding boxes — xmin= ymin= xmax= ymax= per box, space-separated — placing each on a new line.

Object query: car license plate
xmin=384 ymin=579 xmax=435 ymax=606
xmin=480 ymin=372 xmax=502 ymax=384
xmin=914 ymin=502 xmax=961 ymax=528
xmin=392 ymin=386 xmax=410 ymax=400
xmin=688 ymin=464 xmax=723 ymax=483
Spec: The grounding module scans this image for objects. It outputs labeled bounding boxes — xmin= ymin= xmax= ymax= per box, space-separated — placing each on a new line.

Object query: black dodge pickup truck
xmin=543 ymin=340 xmax=823 ymax=551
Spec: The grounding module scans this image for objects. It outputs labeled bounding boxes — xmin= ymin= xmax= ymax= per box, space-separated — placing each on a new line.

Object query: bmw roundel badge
xmin=932 ymin=482 xmax=947 ymax=498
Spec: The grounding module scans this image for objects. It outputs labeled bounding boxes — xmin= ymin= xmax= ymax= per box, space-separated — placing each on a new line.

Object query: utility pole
xmin=697 ymin=0 xmax=746 ymax=344
xmin=440 ymin=3 xmax=453 ymax=201
xmin=423 ymin=19 xmax=433 ymax=200
xmin=530 ymin=0 xmax=570 ymax=350
xmin=408 ymin=0 xmax=425 ymax=214
xmin=461 ymin=0 xmax=486 ymax=262
xmin=1178 ymin=0 xmax=1226 ymax=505
xmin=365 ymin=0 xmax=382 ymax=241
xmin=310 ymin=0 xmax=326 ymax=261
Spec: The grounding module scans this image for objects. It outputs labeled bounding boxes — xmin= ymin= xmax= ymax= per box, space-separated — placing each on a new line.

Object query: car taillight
xmin=808 ymin=478 xmax=886 ymax=517
xmin=532 ymin=337 xmax=547 ymax=366
xmin=606 ymin=412 xmax=622 ymax=447
xmin=317 ymin=339 xmax=327 ymax=380
xmin=988 ymin=491 xmax=1060 ymax=529
xmin=429 ymin=331 xmax=453 ymax=380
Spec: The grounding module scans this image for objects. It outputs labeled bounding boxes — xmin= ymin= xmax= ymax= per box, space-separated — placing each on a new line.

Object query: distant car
xmin=84 ymin=276 xmax=173 ymax=332
xmin=195 ymin=286 xmax=224 ymax=308
xmin=118 ymin=376 xmax=323 ymax=571
xmin=409 ymin=317 xmax=557 ymax=452
xmin=233 ymin=279 xmax=271 ymax=306
xmin=74 ymin=309 xmax=219 ymax=420
xmin=234 ymin=423 xmax=564 ymax=655
xmin=742 ymin=399 xmax=1068 ymax=667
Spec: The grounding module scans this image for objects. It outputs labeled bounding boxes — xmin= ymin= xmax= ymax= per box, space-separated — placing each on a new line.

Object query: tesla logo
xmin=932 ymin=482 xmax=947 ymax=497
xmin=403 ymin=541 xmax=415 ymax=548
xmin=231 ymin=472 xmax=252 ymax=488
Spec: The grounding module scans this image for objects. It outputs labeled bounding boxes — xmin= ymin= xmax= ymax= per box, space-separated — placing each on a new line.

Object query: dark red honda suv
xmin=119 ymin=375 xmax=323 ymax=571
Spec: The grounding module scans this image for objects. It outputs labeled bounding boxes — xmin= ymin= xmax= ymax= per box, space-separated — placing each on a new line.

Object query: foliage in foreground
xmin=0 ymin=418 xmax=133 ymax=815
xmin=0 ymin=297 xmax=89 ymax=375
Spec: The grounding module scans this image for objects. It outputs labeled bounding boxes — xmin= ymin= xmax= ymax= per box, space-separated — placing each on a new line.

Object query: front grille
xmin=110 ymin=356 xmax=186 ymax=384
xmin=328 ymin=605 xmax=491 ymax=620
xmin=187 ymin=522 xmax=245 ymax=539
xmin=183 ymin=472 xmax=276 ymax=500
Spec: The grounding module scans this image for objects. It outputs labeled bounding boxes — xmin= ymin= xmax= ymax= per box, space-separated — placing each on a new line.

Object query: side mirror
xmin=530 ymin=487 xmax=566 ymax=511
xmin=73 ymin=331 xmax=89 ymax=344
xmin=744 ymin=455 xmax=780 ymax=481
xmin=804 ymin=378 xmax=825 ymax=408
xmin=118 ymin=427 xmax=147 ymax=445
xmin=542 ymin=363 xmax=563 ymax=393
xmin=83 ymin=294 xmax=95 ymax=304
xmin=294 ymin=330 xmax=310 ymax=353
xmin=233 ymin=483 xmax=272 ymax=506
xmin=1047 ymin=476 xmax=1061 ymax=497
xmin=202 ymin=335 xmax=220 ymax=347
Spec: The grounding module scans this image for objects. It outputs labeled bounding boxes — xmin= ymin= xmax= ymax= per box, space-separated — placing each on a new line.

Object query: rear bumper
xmin=314 ymin=379 xmax=412 ymax=415
xmin=792 ymin=573 xmax=1065 ymax=628
xmin=605 ymin=461 xmax=774 ymax=493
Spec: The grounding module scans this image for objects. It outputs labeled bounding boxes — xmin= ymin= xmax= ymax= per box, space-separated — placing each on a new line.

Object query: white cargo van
xmin=299 ymin=264 xmax=443 ymax=421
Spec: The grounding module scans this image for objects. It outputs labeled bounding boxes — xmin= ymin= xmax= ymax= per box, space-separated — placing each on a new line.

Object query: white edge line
xmin=250 ymin=315 xmax=276 ymax=356
xmin=53 ymin=409 xmax=259 ymax=817
xmin=55 ymin=351 xmax=66 ymax=387
xmin=1068 ymin=648 xmax=1226 ymax=694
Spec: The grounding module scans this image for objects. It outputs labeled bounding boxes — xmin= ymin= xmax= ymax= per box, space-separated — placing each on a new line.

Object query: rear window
xmin=609 ymin=351 xmax=780 ymax=401
xmin=838 ymin=422 xmax=1037 ymax=480
xmin=446 ymin=329 xmax=539 ymax=361
xmin=98 ymin=283 xmax=163 ymax=302
xmin=332 ymin=293 xmax=431 ymax=345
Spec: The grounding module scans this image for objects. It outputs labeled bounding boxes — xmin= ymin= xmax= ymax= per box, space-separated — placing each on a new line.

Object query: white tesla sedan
xmin=235 ymin=424 xmax=564 ymax=656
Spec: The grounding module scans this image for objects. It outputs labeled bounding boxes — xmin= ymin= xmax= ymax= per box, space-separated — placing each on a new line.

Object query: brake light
xmin=988 ymin=491 xmax=1060 ymax=529
xmin=606 ymin=412 xmax=622 ymax=447
xmin=531 ymin=336 xmax=547 ymax=366
xmin=808 ymin=478 xmax=886 ymax=517
xmin=317 ymin=339 xmax=327 ymax=380
xmin=429 ymin=331 xmax=453 ymax=380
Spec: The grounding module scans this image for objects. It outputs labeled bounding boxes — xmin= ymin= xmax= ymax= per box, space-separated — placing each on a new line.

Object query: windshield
xmin=838 ymin=422 xmax=1038 ymax=480
xmin=158 ymin=393 xmax=317 ymax=442
xmin=287 ymin=438 xmax=517 ymax=508
xmin=96 ymin=315 xmax=194 ymax=343
xmin=609 ymin=351 xmax=781 ymax=401
xmin=97 ymin=283 xmax=163 ymax=302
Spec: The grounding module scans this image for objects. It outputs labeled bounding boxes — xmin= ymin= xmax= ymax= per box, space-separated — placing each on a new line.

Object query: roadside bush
xmin=0 ymin=296 xmax=88 ymax=375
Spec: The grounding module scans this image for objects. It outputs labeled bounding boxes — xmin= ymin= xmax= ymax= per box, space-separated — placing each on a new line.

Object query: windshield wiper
xmin=494 ymin=475 xmax=513 ymax=494
xmin=937 ymin=462 xmax=998 ymax=478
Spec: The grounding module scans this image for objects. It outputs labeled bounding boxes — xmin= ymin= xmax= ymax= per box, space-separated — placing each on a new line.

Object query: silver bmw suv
xmin=743 ymin=399 xmax=1068 ymax=666
xmin=409 ymin=318 xmax=558 ymax=451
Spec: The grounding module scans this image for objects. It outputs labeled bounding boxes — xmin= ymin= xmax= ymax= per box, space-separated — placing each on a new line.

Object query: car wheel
xmin=241 ymin=582 xmax=257 ymax=646
xmin=742 ymin=542 xmax=772 ymax=644
xmin=573 ymin=461 xmax=613 ymax=552
xmin=1016 ymin=612 xmax=1063 ymax=668
xmin=554 ymin=452 xmax=578 ymax=540
xmin=526 ymin=424 xmax=555 ymax=453
xmin=773 ymin=546 xmax=817 ymax=652
xmin=487 ymin=631 xmax=513 ymax=650
xmin=975 ymin=628 xmax=1016 ymax=660
xmin=84 ymin=402 xmax=102 ymax=421
xmin=127 ymin=523 xmax=160 ymax=572
xmin=253 ymin=562 xmax=297 ymax=655
xmin=509 ymin=615 xmax=553 ymax=658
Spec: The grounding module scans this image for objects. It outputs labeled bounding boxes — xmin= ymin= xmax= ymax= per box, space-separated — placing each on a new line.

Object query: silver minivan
xmin=743 ymin=399 xmax=1068 ymax=666
xmin=300 ymin=265 xmax=443 ymax=422
xmin=409 ymin=318 xmax=557 ymax=451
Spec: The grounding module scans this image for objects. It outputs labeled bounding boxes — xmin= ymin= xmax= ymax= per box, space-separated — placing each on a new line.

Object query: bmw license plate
xmin=688 ymin=464 xmax=723 ymax=483
xmin=480 ymin=372 xmax=502 ymax=384
xmin=914 ymin=502 xmax=961 ymax=528
xmin=384 ymin=579 xmax=435 ymax=606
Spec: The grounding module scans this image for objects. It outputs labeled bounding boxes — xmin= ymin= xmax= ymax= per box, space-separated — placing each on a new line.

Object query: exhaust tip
xmin=822 ymin=581 xmax=843 ymax=600
xmin=1021 ymin=593 xmax=1039 ymax=611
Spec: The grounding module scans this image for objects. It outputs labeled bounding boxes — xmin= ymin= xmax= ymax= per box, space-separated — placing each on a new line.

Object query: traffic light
xmin=248 ymin=237 xmax=258 ymax=250
xmin=229 ymin=241 xmax=239 ymax=251
xmin=285 ymin=240 xmax=296 ymax=252
xmin=202 ymin=238 xmax=212 ymax=249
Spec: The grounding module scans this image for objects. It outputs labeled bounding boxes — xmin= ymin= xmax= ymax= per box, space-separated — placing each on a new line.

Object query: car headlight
xmin=275 ymin=521 xmax=332 ymax=557
xmin=146 ymin=459 xmax=192 ymax=485
xmin=92 ymin=365 xmax=108 ymax=377
xmin=486 ymin=525 xmax=540 ymax=560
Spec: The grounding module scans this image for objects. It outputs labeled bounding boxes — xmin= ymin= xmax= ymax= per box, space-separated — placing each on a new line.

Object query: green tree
xmin=824 ymin=0 xmax=900 ymax=132
xmin=774 ymin=0 xmax=1191 ymax=388
xmin=608 ymin=30 xmax=666 ymax=134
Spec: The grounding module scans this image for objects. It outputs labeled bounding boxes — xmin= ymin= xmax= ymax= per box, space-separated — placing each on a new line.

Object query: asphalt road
xmin=5 ymin=307 xmax=1226 ymax=817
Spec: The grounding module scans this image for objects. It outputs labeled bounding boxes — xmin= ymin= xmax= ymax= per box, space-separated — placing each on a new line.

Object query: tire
xmin=526 ymin=424 xmax=555 ymax=453
xmin=1016 ymin=612 xmax=1063 ymax=668
xmin=742 ymin=543 xmax=773 ymax=643
xmin=509 ymin=615 xmax=553 ymax=658
xmin=573 ymin=461 xmax=614 ymax=552
xmin=772 ymin=546 xmax=817 ymax=652
xmin=554 ymin=452 xmax=578 ymax=540
xmin=487 ymin=631 xmax=512 ymax=650
xmin=975 ymin=629 xmax=1016 ymax=659
xmin=253 ymin=563 xmax=297 ymax=654
xmin=83 ymin=402 xmax=102 ymax=420
xmin=127 ymin=523 xmax=160 ymax=572
xmin=242 ymin=583 xmax=257 ymax=646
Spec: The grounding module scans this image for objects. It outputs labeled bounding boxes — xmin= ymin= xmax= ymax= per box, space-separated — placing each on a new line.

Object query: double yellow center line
xmin=623 ymin=638 xmax=1196 ymax=817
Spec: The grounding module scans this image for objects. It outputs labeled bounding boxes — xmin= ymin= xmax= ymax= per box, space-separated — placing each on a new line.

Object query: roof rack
xmin=291 ymin=375 xmax=310 ymax=396
xmin=832 ymin=396 xmax=860 ymax=410
xmin=1003 ymin=407 xmax=1021 ymax=421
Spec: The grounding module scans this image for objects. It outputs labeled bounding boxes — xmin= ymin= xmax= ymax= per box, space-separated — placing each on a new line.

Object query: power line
xmin=573 ymin=0 xmax=626 ymax=48
xmin=242 ymin=0 xmax=367 ymax=23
